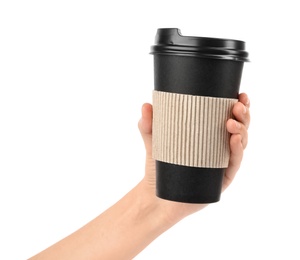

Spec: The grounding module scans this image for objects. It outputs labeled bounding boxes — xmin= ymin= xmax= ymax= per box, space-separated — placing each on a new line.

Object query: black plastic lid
xmin=150 ymin=28 xmax=249 ymax=62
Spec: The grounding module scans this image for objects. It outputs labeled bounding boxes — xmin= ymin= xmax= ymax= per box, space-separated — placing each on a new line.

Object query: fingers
xmin=238 ymin=92 xmax=250 ymax=109
xmin=226 ymin=93 xmax=250 ymax=149
xmin=223 ymin=93 xmax=250 ymax=191
xmin=232 ymin=93 xmax=250 ymax=130
xmin=138 ymin=103 xmax=153 ymax=154
xmin=226 ymin=118 xmax=248 ymax=149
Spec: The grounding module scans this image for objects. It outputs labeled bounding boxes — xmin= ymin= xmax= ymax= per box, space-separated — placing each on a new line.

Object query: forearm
xmin=29 ymin=181 xmax=173 ymax=260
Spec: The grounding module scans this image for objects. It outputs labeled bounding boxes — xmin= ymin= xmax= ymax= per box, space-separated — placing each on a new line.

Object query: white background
xmin=0 ymin=0 xmax=299 ymax=259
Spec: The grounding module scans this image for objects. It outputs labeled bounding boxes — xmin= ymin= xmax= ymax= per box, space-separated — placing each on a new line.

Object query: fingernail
xmin=243 ymin=106 xmax=247 ymax=114
xmin=235 ymin=120 xmax=241 ymax=129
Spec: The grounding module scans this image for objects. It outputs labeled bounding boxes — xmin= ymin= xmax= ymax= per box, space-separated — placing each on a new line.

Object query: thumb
xmin=138 ymin=103 xmax=153 ymax=156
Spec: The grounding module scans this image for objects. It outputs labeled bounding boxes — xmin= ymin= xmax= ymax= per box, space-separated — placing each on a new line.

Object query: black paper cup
xmin=150 ymin=28 xmax=249 ymax=203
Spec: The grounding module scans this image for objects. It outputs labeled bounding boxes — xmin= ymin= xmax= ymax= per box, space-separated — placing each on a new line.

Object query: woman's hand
xmin=138 ymin=93 xmax=251 ymax=224
xmin=29 ymin=93 xmax=250 ymax=260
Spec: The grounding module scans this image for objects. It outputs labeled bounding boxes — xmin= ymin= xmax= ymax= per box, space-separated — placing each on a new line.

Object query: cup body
xmin=151 ymin=28 xmax=249 ymax=203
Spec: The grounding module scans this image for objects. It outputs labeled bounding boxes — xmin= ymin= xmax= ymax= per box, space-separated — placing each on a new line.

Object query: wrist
xmin=133 ymin=180 xmax=190 ymax=233
xmin=136 ymin=178 xmax=208 ymax=229
xmin=132 ymin=182 xmax=175 ymax=234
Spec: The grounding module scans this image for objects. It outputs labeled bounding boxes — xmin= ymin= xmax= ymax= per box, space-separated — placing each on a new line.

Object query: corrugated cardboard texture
xmin=152 ymin=90 xmax=237 ymax=168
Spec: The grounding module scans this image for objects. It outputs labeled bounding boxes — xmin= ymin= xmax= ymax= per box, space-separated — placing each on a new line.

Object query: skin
xmin=29 ymin=93 xmax=250 ymax=260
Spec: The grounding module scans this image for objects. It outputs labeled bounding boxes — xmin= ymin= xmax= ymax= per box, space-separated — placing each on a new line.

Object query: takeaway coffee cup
xmin=150 ymin=28 xmax=249 ymax=203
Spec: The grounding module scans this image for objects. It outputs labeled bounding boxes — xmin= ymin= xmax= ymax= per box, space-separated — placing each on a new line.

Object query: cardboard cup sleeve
xmin=152 ymin=90 xmax=238 ymax=168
